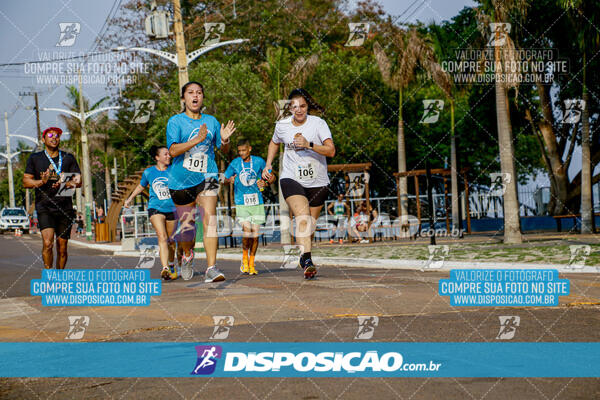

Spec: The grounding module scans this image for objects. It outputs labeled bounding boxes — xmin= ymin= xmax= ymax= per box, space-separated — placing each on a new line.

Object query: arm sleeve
xmin=224 ymin=161 xmax=235 ymax=179
xmin=271 ymin=123 xmax=283 ymax=144
xmin=24 ymin=155 xmax=36 ymax=176
xmin=68 ymin=154 xmax=81 ymax=174
xmin=317 ymin=119 xmax=333 ymax=143
xmin=166 ymin=117 xmax=179 ymax=149
xmin=139 ymin=170 xmax=148 ymax=187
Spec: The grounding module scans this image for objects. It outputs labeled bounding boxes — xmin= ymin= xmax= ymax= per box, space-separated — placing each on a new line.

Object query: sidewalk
xmin=69 ymin=236 xmax=600 ymax=273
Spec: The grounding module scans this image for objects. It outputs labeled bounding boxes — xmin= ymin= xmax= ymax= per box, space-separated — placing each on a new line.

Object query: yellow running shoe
xmin=169 ymin=264 xmax=178 ymax=280
xmin=248 ymin=264 xmax=258 ymax=275
xmin=240 ymin=260 xmax=250 ymax=274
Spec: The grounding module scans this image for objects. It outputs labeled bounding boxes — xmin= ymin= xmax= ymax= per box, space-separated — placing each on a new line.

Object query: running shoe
xmin=329 ymin=239 xmax=334 ymax=244
xmin=302 ymin=259 xmax=317 ymax=280
xmin=360 ymin=239 xmax=369 ymax=244
xmin=205 ymin=266 xmax=225 ymax=283
xmin=248 ymin=264 xmax=258 ymax=275
xmin=181 ymin=250 xmax=195 ymax=281
xmin=169 ymin=264 xmax=178 ymax=280
xmin=339 ymin=238 xmax=344 ymax=244
xmin=240 ymin=260 xmax=249 ymax=274
xmin=161 ymin=266 xmax=171 ymax=281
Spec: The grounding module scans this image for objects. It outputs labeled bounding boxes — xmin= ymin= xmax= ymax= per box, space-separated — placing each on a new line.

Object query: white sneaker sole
xmin=205 ymin=273 xmax=225 ymax=283
xmin=181 ymin=263 xmax=194 ymax=281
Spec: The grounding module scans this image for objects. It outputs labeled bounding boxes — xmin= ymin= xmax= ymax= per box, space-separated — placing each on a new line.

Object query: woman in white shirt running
xmin=263 ymin=88 xmax=335 ymax=279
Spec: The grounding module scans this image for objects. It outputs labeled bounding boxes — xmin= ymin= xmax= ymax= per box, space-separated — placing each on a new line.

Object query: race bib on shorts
xmin=184 ymin=152 xmax=208 ymax=173
xmin=295 ymin=163 xmax=315 ymax=181
xmin=243 ymin=193 xmax=259 ymax=206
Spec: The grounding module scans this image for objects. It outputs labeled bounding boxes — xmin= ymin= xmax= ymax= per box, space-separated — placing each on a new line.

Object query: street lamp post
xmin=41 ymin=94 xmax=120 ymax=241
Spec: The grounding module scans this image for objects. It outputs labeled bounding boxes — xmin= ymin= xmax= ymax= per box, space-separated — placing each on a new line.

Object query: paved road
xmin=1 ymin=234 xmax=600 ymax=399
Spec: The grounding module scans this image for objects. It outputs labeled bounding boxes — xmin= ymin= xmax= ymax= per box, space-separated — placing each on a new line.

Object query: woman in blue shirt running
xmin=166 ymin=81 xmax=236 ymax=282
xmin=124 ymin=146 xmax=177 ymax=281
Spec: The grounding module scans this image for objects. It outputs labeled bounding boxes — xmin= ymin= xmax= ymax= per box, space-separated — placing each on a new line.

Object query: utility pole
xmin=78 ymin=70 xmax=94 ymax=241
xmin=4 ymin=113 xmax=15 ymax=208
xmin=172 ymin=0 xmax=189 ymax=92
xmin=34 ymin=93 xmax=41 ymax=145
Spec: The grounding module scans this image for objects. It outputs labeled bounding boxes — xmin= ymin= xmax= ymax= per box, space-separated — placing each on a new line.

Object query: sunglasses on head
xmin=45 ymin=132 xmax=60 ymax=139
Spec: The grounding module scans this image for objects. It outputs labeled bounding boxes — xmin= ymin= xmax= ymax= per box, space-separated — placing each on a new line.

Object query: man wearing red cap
xmin=23 ymin=127 xmax=81 ymax=269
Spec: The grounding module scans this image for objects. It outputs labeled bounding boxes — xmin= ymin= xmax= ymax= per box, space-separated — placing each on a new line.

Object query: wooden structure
xmin=394 ymin=168 xmax=471 ymax=234
xmin=106 ymin=167 xmax=148 ymax=242
xmin=327 ymin=162 xmax=373 ymax=212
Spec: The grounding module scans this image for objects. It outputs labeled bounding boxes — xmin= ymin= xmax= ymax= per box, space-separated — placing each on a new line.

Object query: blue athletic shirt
xmin=139 ymin=166 xmax=176 ymax=212
xmin=166 ymin=112 xmax=221 ymax=190
xmin=224 ymin=155 xmax=266 ymax=206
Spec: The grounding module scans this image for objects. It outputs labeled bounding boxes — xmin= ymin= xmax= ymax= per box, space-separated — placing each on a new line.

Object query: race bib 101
xmin=184 ymin=152 xmax=208 ymax=173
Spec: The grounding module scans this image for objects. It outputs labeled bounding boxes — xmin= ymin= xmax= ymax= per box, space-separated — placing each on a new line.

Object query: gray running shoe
xmin=205 ymin=266 xmax=225 ymax=283
xmin=181 ymin=250 xmax=195 ymax=281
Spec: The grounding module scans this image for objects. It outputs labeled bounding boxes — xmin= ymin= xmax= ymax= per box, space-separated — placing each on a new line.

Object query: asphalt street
xmin=1 ymin=234 xmax=600 ymax=399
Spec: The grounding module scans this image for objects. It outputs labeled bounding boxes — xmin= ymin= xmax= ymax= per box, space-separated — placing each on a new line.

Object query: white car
xmin=0 ymin=208 xmax=30 ymax=234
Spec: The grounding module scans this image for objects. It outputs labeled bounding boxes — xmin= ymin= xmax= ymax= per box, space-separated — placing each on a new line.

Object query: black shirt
xmin=25 ymin=150 xmax=81 ymax=213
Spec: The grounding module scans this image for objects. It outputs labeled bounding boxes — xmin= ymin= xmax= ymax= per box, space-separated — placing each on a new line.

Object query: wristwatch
xmin=309 ymin=142 xmax=314 ymax=149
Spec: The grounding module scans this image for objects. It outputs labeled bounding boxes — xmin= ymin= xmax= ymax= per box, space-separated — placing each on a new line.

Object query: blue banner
xmin=30 ymin=269 xmax=161 ymax=306
xmin=439 ymin=269 xmax=569 ymax=306
xmin=1 ymin=342 xmax=599 ymax=377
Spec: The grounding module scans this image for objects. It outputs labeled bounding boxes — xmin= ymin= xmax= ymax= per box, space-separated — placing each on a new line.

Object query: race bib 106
xmin=184 ymin=152 xmax=208 ymax=173
xmin=295 ymin=163 xmax=315 ymax=181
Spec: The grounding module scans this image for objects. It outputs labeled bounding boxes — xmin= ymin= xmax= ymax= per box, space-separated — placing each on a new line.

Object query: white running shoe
xmin=181 ymin=250 xmax=195 ymax=281
xmin=205 ymin=266 xmax=225 ymax=283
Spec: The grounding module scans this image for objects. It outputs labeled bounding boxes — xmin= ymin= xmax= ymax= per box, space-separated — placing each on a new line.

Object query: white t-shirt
xmin=272 ymin=115 xmax=333 ymax=188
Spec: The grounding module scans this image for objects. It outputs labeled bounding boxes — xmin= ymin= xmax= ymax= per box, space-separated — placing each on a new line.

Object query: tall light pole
xmin=41 ymin=79 xmax=120 ymax=241
xmin=1 ymin=128 xmax=37 ymax=210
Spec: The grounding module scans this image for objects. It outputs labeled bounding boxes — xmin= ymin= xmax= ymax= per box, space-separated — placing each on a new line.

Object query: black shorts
xmin=147 ymin=208 xmax=176 ymax=221
xmin=37 ymin=210 xmax=75 ymax=239
xmin=280 ymin=178 xmax=328 ymax=207
xmin=169 ymin=180 xmax=217 ymax=206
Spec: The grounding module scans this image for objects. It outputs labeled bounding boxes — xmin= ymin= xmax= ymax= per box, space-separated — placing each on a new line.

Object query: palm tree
xmin=559 ymin=0 xmax=598 ymax=233
xmin=374 ymin=28 xmax=451 ymax=220
xmin=58 ymin=85 xmax=108 ymax=214
xmin=477 ymin=0 xmax=528 ymax=244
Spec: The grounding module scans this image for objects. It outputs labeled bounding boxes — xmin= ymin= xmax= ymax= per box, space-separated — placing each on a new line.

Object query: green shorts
xmin=236 ymin=204 xmax=266 ymax=225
